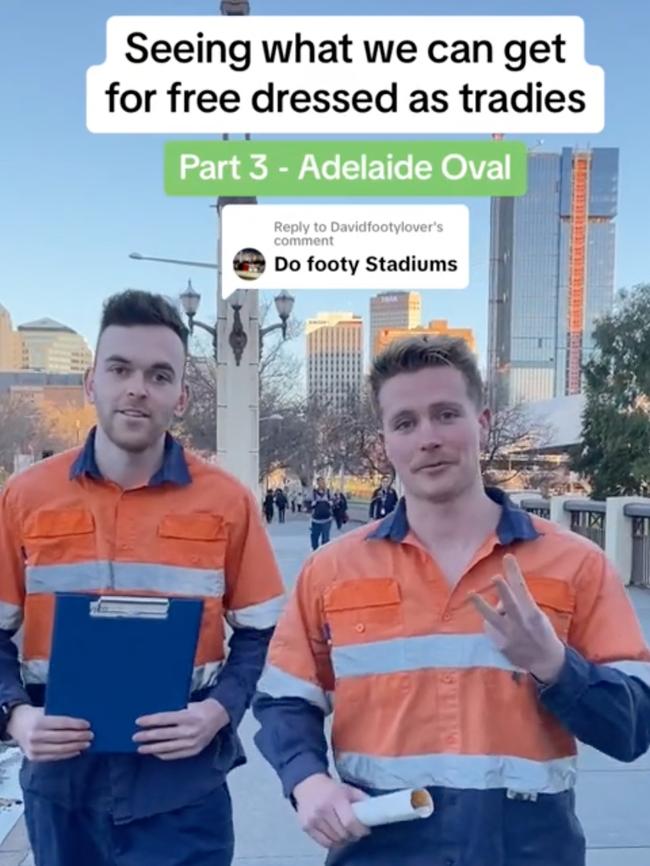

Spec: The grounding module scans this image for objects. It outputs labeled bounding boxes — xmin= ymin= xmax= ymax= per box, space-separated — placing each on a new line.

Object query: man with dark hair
xmin=100 ymin=289 xmax=190 ymax=353
xmin=254 ymin=334 xmax=650 ymax=866
xmin=0 ymin=289 xmax=284 ymax=866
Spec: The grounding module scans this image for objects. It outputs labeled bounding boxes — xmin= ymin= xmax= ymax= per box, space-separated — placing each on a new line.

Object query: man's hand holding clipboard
xmin=133 ymin=698 xmax=230 ymax=760
xmin=8 ymin=705 xmax=93 ymax=762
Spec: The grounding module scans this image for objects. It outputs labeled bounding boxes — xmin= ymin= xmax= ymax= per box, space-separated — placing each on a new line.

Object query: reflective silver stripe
xmin=332 ymin=633 xmax=522 ymax=680
xmin=257 ymin=663 xmax=332 ymax=714
xmin=26 ymin=561 xmax=225 ymax=598
xmin=0 ymin=602 xmax=22 ymax=633
xmin=191 ymin=661 xmax=224 ymax=692
xmin=605 ymin=660 xmax=650 ymax=686
xmin=26 ymin=561 xmax=107 ymax=594
xmin=226 ymin=594 xmax=285 ymax=630
xmin=336 ymin=752 xmax=577 ymax=795
xmin=22 ymin=659 xmax=48 ymax=685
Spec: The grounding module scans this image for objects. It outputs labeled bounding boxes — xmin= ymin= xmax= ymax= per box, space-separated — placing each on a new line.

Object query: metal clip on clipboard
xmin=89 ymin=596 xmax=170 ymax=620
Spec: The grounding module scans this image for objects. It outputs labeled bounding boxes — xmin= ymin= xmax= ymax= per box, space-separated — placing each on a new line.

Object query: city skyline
xmin=2 ymin=1 xmax=648 ymax=379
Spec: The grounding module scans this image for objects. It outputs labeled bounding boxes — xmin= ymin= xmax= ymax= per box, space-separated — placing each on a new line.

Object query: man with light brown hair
xmin=254 ymin=334 xmax=650 ymax=866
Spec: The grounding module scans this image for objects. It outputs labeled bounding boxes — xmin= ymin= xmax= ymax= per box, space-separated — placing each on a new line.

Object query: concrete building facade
xmin=306 ymin=312 xmax=363 ymax=410
xmin=369 ymin=292 xmax=421 ymax=358
xmin=18 ymin=318 xmax=92 ymax=374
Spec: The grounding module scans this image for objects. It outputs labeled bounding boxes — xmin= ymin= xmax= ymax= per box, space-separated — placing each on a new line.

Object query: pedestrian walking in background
xmin=275 ymin=488 xmax=288 ymax=524
xmin=369 ymin=475 xmax=399 ymax=520
xmin=309 ymin=477 xmax=332 ymax=550
xmin=332 ymin=491 xmax=349 ymax=531
xmin=263 ymin=489 xmax=275 ymax=524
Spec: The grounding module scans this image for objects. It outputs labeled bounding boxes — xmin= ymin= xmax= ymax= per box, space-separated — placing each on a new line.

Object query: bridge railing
xmin=511 ymin=493 xmax=650 ymax=587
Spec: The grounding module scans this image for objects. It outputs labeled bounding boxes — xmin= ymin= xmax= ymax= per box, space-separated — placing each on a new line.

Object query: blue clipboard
xmin=45 ymin=593 xmax=203 ymax=753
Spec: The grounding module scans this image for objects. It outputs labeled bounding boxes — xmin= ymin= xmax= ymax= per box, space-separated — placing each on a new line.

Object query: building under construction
xmin=487 ymin=147 xmax=618 ymax=409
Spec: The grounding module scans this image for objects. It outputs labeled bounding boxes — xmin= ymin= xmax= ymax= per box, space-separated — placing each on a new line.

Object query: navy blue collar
xmin=367 ymin=487 xmax=540 ymax=545
xmin=70 ymin=427 xmax=192 ymax=487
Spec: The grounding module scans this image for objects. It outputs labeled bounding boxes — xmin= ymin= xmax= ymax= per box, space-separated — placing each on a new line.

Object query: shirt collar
xmin=70 ymin=427 xmax=192 ymax=487
xmin=366 ymin=486 xmax=540 ymax=545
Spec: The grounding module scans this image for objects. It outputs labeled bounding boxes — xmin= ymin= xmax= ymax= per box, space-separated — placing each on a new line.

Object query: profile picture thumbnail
xmin=233 ymin=248 xmax=266 ymax=281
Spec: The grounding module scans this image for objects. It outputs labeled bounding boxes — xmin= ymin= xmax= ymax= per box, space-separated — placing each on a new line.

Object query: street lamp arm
xmin=259 ymin=322 xmax=285 ymax=339
xmin=130 ymin=253 xmax=217 ymax=270
xmin=191 ymin=319 xmax=217 ymax=340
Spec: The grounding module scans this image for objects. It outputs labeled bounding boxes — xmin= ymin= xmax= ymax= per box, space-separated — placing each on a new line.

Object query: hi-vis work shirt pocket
xmin=158 ymin=513 xmax=226 ymax=542
xmin=322 ymin=578 xmax=403 ymax=646
xmin=23 ymin=509 xmax=96 ymax=567
xmin=155 ymin=513 xmax=229 ymax=598
xmin=527 ymin=577 xmax=575 ymax=641
xmin=157 ymin=513 xmax=228 ymax=571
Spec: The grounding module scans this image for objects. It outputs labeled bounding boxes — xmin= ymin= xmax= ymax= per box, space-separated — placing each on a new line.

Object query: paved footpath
xmin=2 ymin=514 xmax=649 ymax=865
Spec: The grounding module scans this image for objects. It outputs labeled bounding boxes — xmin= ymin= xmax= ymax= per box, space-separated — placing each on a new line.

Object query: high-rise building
xmin=0 ymin=304 xmax=23 ymax=371
xmin=487 ymin=147 xmax=618 ymax=408
xmin=306 ymin=312 xmax=363 ymax=410
xmin=369 ymin=292 xmax=421 ymax=358
xmin=18 ymin=318 xmax=93 ymax=373
xmin=376 ymin=319 xmax=476 ymax=356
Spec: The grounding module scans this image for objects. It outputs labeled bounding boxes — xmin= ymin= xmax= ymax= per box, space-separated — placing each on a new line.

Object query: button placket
xmin=438 ymin=661 xmax=461 ymax=754
xmin=116 ymin=491 xmax=141 ymax=555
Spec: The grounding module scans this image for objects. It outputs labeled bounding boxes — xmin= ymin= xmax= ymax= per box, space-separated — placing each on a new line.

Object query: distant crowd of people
xmin=261 ymin=475 xmax=400 ymax=551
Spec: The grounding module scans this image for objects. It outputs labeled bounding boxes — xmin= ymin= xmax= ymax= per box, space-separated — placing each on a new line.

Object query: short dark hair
xmin=98 ymin=290 xmax=189 ymax=354
xmin=369 ymin=335 xmax=484 ymax=414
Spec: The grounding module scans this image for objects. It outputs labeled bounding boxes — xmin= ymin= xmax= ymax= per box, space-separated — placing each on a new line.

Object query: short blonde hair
xmin=369 ymin=335 xmax=484 ymax=414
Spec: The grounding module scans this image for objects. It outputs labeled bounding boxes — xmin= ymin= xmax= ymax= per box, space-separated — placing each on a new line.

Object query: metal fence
xmin=520 ymin=498 xmax=550 ymax=519
xmin=624 ymin=503 xmax=650 ymax=589
xmin=519 ymin=498 xmax=607 ymax=549
xmin=564 ymin=500 xmax=607 ymax=550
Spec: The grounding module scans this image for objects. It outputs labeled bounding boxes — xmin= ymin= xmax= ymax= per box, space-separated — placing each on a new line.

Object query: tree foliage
xmin=0 ymin=394 xmax=65 ymax=474
xmin=572 ymin=283 xmax=650 ymax=498
xmin=40 ymin=403 xmax=97 ymax=450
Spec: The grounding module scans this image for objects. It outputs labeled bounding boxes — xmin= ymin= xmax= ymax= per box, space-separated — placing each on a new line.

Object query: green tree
xmin=572 ymin=283 xmax=650 ymax=498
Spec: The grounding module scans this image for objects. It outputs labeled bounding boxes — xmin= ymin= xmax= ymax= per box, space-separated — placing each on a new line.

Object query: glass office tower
xmin=487 ymin=147 xmax=619 ymax=409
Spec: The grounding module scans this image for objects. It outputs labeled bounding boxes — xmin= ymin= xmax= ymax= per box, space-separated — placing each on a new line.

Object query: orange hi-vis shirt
xmin=0 ymin=431 xmax=284 ymax=710
xmin=255 ymin=490 xmax=650 ymax=800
